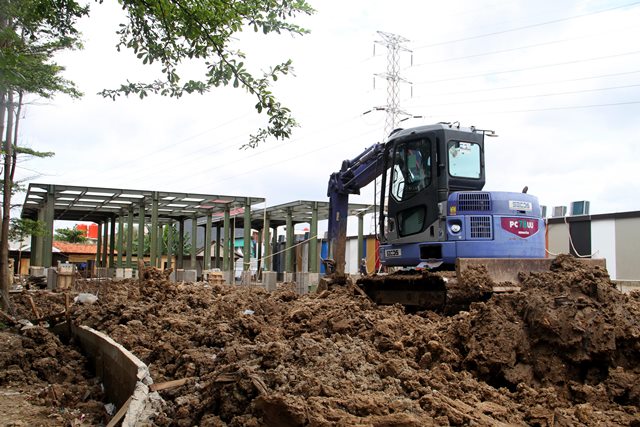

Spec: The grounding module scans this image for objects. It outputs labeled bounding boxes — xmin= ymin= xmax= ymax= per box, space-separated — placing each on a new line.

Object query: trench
xmin=53 ymin=322 xmax=163 ymax=426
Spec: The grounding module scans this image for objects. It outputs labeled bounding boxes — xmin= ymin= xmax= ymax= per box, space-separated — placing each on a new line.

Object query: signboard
xmin=501 ymin=217 xmax=539 ymax=238
xmin=509 ymin=200 xmax=533 ymax=212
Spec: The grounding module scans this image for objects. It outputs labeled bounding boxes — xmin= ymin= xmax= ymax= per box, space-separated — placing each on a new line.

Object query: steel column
xmin=285 ymin=208 xmax=294 ymax=273
xmin=191 ymin=215 xmax=197 ymax=269
xmin=223 ymin=207 xmax=230 ymax=272
xmin=263 ymin=216 xmax=271 ymax=271
xmin=137 ymin=201 xmax=145 ymax=265
xmin=167 ymin=222 xmax=173 ymax=270
xmin=243 ymin=198 xmax=251 ymax=271
xmin=150 ymin=192 xmax=158 ymax=267
xmin=42 ymin=185 xmax=55 ymax=268
xmin=215 ymin=223 xmax=221 ymax=269
xmin=178 ymin=218 xmax=184 ymax=269
xmin=117 ymin=214 xmax=124 ymax=268
xmin=96 ymin=222 xmax=103 ymax=267
xmin=309 ymin=202 xmax=319 ymax=273
xmin=101 ymin=219 xmax=108 ymax=268
xmin=204 ymin=212 xmax=212 ymax=271
xmin=109 ymin=216 xmax=116 ymax=268
xmin=126 ymin=206 xmax=134 ymax=268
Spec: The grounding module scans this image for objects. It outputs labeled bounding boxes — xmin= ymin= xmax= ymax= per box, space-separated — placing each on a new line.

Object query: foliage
xmin=137 ymin=224 xmax=191 ymax=256
xmin=54 ymin=226 xmax=87 ymax=243
xmin=7 ymin=217 xmax=46 ymax=242
xmin=99 ymin=0 xmax=314 ymax=147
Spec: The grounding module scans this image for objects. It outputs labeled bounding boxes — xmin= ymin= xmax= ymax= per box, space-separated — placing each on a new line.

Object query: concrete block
xmin=175 ymin=269 xmax=184 ymax=281
xmin=58 ymin=263 xmax=74 ymax=275
xmin=95 ymin=267 xmax=108 ymax=279
xmin=115 ymin=268 xmax=125 ymax=281
xmin=29 ymin=266 xmax=45 ymax=277
xmin=182 ymin=269 xmax=197 ymax=283
xmin=283 ymin=272 xmax=295 ymax=283
xmin=223 ymin=271 xmax=234 ymax=285
xmin=169 ymin=271 xmax=176 ymax=282
xmin=308 ymin=272 xmax=320 ymax=287
xmin=296 ymin=272 xmax=309 ymax=295
xmin=56 ymin=274 xmax=73 ymax=291
xmin=107 ymin=268 xmax=116 ymax=278
xmin=263 ymin=271 xmax=277 ymax=292
xmin=240 ymin=271 xmax=252 ymax=286
xmin=46 ymin=268 xmax=56 ymax=290
xmin=124 ymin=268 xmax=133 ymax=279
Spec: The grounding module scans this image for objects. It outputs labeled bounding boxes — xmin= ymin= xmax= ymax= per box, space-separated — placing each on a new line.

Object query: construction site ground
xmin=1 ymin=254 xmax=640 ymax=426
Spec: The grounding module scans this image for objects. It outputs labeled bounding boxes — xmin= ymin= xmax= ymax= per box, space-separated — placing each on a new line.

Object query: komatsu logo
xmin=501 ymin=217 xmax=539 ymax=237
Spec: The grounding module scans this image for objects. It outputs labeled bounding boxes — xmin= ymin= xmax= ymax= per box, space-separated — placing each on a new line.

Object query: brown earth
xmin=0 ymin=326 xmax=107 ymax=426
xmin=3 ymin=254 xmax=639 ymax=426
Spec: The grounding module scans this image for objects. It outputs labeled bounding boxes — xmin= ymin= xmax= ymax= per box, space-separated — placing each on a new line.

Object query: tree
xmin=54 ymin=226 xmax=87 ymax=243
xmin=1 ymin=0 xmax=88 ymax=308
xmin=101 ymin=0 xmax=314 ymax=148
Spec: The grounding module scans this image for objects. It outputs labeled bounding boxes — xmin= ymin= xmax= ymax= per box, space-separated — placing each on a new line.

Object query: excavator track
xmin=356 ymin=258 xmax=608 ymax=312
xmin=357 ymin=270 xmax=493 ymax=312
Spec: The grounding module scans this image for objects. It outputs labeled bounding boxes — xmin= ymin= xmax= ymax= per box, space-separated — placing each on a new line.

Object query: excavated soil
xmin=55 ymin=255 xmax=638 ymax=426
xmin=2 ymin=255 xmax=638 ymax=426
xmin=0 ymin=325 xmax=106 ymax=426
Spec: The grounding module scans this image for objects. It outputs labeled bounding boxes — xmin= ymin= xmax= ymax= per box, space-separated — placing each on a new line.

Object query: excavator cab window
xmin=391 ymin=139 xmax=431 ymax=202
xmin=448 ymin=141 xmax=481 ymax=179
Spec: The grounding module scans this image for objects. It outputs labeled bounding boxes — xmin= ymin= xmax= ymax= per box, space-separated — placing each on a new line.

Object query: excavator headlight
xmin=451 ymin=223 xmax=462 ymax=233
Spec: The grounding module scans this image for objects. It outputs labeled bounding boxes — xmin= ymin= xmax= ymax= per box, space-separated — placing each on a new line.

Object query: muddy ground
xmin=3 ymin=254 xmax=640 ymax=426
xmin=0 ymin=319 xmax=107 ymax=426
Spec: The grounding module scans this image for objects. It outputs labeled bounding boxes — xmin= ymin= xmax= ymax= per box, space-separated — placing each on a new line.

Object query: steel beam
xmin=310 ymin=202 xmax=319 ymax=273
xmin=137 ymin=201 xmax=145 ymax=266
xmin=190 ymin=215 xmax=197 ymax=270
xmin=204 ymin=212 xmax=212 ymax=271
xmin=150 ymin=192 xmax=158 ymax=267
xmin=285 ymin=208 xmax=294 ymax=273
xmin=243 ymin=198 xmax=251 ymax=271
xmin=126 ymin=206 xmax=134 ymax=268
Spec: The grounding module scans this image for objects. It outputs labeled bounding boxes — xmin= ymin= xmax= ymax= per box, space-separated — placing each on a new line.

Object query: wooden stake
xmin=27 ymin=295 xmax=40 ymax=319
xmin=106 ymin=396 xmax=133 ymax=427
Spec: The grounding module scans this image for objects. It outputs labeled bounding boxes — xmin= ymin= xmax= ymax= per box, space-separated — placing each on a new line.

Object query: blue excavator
xmin=326 ymin=122 xmax=547 ymax=309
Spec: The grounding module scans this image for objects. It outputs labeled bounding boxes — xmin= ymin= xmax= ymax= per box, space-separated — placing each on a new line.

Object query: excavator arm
xmin=327 ymin=142 xmax=387 ymax=275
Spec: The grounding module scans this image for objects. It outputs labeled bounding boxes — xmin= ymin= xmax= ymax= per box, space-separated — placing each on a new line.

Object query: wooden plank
xmin=106 ymin=396 xmax=132 ymax=427
xmin=149 ymin=377 xmax=193 ymax=392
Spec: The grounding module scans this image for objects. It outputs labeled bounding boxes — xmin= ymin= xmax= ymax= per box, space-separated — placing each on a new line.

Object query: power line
xmin=410 ymin=24 xmax=640 ymax=68
xmin=412 ymin=69 xmax=640 ymax=98
xmin=414 ymin=50 xmax=640 ymax=85
xmin=433 ymin=99 xmax=640 ymax=116
xmin=409 ymin=83 xmax=640 ymax=108
xmin=413 ymin=1 xmax=640 ymax=49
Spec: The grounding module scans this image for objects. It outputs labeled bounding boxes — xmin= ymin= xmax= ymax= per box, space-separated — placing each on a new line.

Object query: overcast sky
xmin=14 ymin=0 xmax=640 ymax=233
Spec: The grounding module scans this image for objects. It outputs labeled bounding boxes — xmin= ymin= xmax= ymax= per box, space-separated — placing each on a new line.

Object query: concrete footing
xmin=182 ymin=270 xmax=197 ymax=282
xmin=223 ymin=271 xmax=234 ymax=285
xmin=262 ymin=271 xmax=277 ymax=291
xmin=240 ymin=271 xmax=252 ymax=286
xmin=283 ymin=272 xmax=295 ymax=283
xmin=296 ymin=272 xmax=309 ymax=294
xmin=115 ymin=268 xmax=133 ymax=281
xmin=66 ymin=324 xmax=162 ymax=425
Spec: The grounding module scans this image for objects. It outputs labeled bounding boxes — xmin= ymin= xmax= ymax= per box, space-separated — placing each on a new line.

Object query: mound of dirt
xmin=66 ymin=258 xmax=640 ymax=426
xmin=0 ymin=326 xmax=106 ymax=425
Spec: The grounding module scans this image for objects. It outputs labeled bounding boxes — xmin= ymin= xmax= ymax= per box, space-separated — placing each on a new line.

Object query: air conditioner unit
xmin=570 ymin=201 xmax=590 ymax=216
xmin=552 ymin=206 xmax=567 ymax=217
xmin=540 ymin=205 xmax=548 ymax=218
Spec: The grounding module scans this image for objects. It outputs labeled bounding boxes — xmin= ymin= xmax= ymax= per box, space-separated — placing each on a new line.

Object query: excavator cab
xmin=380 ymin=125 xmax=486 ymax=262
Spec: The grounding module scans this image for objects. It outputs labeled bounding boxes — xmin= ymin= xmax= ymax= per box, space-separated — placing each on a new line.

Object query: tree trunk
xmin=1 ymin=91 xmax=14 ymax=309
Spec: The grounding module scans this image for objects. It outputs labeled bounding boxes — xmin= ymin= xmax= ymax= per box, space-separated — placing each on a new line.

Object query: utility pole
xmin=373 ymin=31 xmax=413 ymax=136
